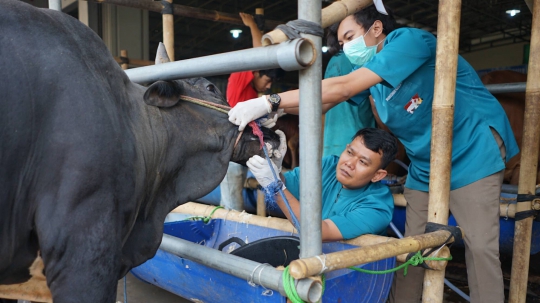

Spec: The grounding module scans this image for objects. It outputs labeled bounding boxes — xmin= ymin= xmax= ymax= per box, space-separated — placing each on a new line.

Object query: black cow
xmin=0 ymin=1 xmax=279 ymax=302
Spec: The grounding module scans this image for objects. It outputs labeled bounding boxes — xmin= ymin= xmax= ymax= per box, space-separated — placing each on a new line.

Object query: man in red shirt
xmin=221 ymin=12 xmax=284 ymax=210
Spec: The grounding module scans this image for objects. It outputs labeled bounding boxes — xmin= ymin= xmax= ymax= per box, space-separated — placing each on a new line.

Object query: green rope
xmin=184 ymin=206 xmax=223 ymax=223
xmin=281 ymin=251 xmax=451 ymax=302
xmin=348 ymin=251 xmax=452 ymax=276
xmin=282 ymin=266 xmax=326 ymax=303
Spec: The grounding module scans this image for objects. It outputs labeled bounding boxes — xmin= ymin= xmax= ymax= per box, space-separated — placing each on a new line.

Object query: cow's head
xmin=141 ymin=43 xmax=280 ymax=166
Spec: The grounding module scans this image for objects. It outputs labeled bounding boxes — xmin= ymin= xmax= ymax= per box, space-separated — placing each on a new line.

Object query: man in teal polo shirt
xmin=247 ymin=128 xmax=397 ymax=241
xmin=229 ymin=5 xmax=518 ymax=302
xmin=323 ymin=23 xmax=376 ymax=157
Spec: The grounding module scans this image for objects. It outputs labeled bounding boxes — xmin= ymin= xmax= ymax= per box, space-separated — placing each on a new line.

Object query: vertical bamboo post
xmin=422 ymin=0 xmax=462 ymax=302
xmin=509 ymin=1 xmax=540 ymax=301
xmin=120 ymin=50 xmax=129 ymax=70
xmin=256 ymin=190 xmax=267 ymax=217
xmin=162 ymin=0 xmax=175 ymax=61
xmin=298 ymin=0 xmax=323 ymax=259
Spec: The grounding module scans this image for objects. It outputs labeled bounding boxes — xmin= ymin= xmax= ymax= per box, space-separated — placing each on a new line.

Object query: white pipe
xmin=298 ymin=0 xmax=323 ymax=260
xmin=159 ymin=234 xmax=322 ymax=302
xmin=125 ymin=38 xmax=314 ymax=84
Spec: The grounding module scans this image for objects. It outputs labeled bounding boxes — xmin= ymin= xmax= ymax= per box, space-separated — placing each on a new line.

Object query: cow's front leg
xmin=36 ymin=200 xmax=121 ymax=303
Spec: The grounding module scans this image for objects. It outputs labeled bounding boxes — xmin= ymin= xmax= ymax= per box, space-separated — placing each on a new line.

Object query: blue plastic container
xmin=391 ymin=192 xmax=540 ymax=255
xmin=199 ymin=183 xmax=540 ymax=255
xmin=132 ymin=218 xmax=395 ymax=303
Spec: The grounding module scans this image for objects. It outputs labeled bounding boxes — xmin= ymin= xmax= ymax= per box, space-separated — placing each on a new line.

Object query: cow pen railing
xmin=124 ymin=38 xmax=314 ymax=84
xmin=159 ymin=234 xmax=323 ymax=303
xmin=63 ymin=0 xmax=539 ymax=302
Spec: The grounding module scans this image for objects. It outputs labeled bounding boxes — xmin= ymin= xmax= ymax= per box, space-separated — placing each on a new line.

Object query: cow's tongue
xmin=248 ymin=121 xmax=264 ymax=150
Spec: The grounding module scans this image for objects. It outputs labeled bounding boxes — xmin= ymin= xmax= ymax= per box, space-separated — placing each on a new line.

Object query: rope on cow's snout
xmin=179 ymin=95 xmax=231 ymax=114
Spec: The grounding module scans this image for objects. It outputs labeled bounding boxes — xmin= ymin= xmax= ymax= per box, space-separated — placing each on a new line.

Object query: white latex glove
xmin=271 ymin=130 xmax=287 ymax=170
xmin=259 ymin=112 xmax=278 ymax=129
xmin=228 ymin=96 xmax=272 ymax=131
xmin=259 ymin=109 xmax=286 ymax=128
xmin=246 ymin=155 xmax=283 ymax=189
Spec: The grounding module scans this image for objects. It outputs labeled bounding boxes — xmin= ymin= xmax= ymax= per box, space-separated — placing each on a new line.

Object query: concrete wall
xmin=24 ymin=0 xmax=149 ymax=61
xmin=101 ymin=4 xmax=149 ymax=60
xmin=461 ymin=42 xmax=528 ymax=71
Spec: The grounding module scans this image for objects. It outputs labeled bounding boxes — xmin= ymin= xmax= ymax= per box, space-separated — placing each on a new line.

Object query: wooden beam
xmin=87 ymin=0 xmax=281 ymax=28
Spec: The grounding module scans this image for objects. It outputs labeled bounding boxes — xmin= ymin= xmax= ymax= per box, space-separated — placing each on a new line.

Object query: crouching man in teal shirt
xmin=247 ymin=128 xmax=397 ymax=241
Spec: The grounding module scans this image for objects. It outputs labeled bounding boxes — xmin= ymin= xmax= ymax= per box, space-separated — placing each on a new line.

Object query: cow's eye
xmin=206 ymin=84 xmax=216 ymax=93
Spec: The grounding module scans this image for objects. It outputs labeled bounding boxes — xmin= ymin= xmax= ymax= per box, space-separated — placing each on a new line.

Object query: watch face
xmin=269 ymin=94 xmax=280 ymax=103
xmin=269 ymin=94 xmax=280 ymax=111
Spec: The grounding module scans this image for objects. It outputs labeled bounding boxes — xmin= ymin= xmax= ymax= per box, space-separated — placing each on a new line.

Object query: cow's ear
xmin=144 ymin=81 xmax=181 ymax=108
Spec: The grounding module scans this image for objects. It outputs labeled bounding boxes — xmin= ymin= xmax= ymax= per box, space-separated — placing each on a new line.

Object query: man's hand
xmin=228 ymin=96 xmax=271 ymax=131
xmin=270 ymin=130 xmax=287 ymax=170
xmin=246 ymin=155 xmax=282 ymax=188
xmin=239 ymin=12 xmax=257 ymax=28
xmin=259 ymin=109 xmax=286 ymax=129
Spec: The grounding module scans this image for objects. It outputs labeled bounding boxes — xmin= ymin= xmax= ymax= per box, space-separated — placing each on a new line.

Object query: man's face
xmin=252 ymin=72 xmax=273 ymax=93
xmin=336 ymin=136 xmax=387 ymax=189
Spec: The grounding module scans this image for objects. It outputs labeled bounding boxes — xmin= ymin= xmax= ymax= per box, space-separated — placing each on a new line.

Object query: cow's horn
xmin=155 ymin=42 xmax=171 ymax=64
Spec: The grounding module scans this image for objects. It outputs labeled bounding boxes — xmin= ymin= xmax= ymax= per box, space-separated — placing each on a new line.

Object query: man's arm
xmin=239 ymin=13 xmax=262 ymax=48
xmin=275 ymin=176 xmax=344 ymax=241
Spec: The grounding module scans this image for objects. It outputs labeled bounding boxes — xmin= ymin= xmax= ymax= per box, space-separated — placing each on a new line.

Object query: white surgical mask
xmin=342 ymin=24 xmax=383 ymax=66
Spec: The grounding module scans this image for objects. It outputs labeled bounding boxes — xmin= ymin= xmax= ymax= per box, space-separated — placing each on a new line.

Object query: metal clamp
xmin=315 ymin=254 xmax=328 ymax=275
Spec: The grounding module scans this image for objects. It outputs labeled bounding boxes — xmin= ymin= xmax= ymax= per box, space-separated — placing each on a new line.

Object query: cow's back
xmin=0 ymin=0 xmax=137 ymax=283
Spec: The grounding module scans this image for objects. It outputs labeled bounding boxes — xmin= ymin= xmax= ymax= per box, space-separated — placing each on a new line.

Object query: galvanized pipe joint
xmin=160 ymin=234 xmax=322 ymax=302
xmin=126 ymin=38 xmax=315 ymax=84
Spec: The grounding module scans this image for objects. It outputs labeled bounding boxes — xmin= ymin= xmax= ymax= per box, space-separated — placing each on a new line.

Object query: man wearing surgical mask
xmin=228 ymin=4 xmax=518 ymax=303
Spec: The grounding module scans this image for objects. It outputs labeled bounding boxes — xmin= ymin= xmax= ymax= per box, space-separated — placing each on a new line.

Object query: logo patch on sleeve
xmin=404 ymin=93 xmax=423 ymax=114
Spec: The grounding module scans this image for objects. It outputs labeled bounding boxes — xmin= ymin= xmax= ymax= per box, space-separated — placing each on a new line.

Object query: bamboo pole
xmin=171 ymin=202 xmax=448 ymax=267
xmin=261 ymin=0 xmax=372 ymax=46
xmin=162 ymin=0 xmax=174 ymax=62
xmin=87 ymin=0 xmax=281 ymax=28
xmin=422 ymin=0 xmax=462 ymax=301
xmin=288 ymin=228 xmax=461 ymax=280
xmin=120 ymin=50 xmax=129 ymax=70
xmin=256 ymin=190 xmax=266 ymax=217
xmin=393 ymin=194 xmax=519 ymax=219
xmin=509 ymin=0 xmax=540 ymax=301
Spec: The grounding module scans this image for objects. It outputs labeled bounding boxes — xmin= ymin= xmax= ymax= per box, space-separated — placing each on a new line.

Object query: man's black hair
xmin=258 ymin=68 xmax=285 ymax=82
xmin=352 ymin=4 xmax=399 ymax=36
xmin=352 ymin=128 xmax=398 ymax=169
xmin=325 ymin=5 xmax=399 ymax=56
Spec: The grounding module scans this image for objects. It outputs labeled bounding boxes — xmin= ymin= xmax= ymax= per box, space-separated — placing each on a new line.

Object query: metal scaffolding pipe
xmin=509 ymin=0 xmax=540 ymax=301
xmin=125 ymin=38 xmax=314 ymax=83
xmin=49 ymin=0 xmax=61 ymax=11
xmin=159 ymin=234 xmax=322 ymax=303
xmin=486 ymin=82 xmax=527 ymax=94
xmin=298 ymin=0 xmax=323 ymax=259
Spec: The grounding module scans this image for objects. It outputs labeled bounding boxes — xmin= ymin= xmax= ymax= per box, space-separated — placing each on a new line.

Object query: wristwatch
xmin=267 ymin=94 xmax=281 ymax=112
